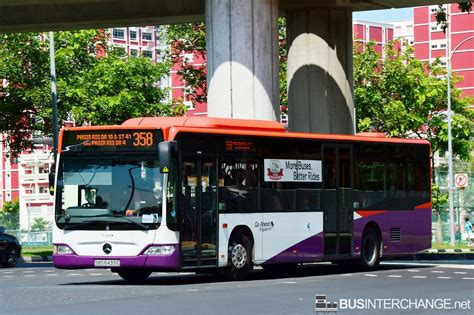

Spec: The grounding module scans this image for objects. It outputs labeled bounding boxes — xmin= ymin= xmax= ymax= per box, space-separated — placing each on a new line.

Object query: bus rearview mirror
xmin=159 ymin=141 xmax=177 ymax=173
xmin=49 ymin=163 xmax=56 ymax=195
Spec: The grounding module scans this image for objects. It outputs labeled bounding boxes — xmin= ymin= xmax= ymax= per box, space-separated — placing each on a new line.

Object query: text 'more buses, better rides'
xmin=51 ymin=117 xmax=431 ymax=282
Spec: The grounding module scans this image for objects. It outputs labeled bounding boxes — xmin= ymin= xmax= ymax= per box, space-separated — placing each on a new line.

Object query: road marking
xmin=454 ymin=272 xmax=467 ymax=275
xmin=387 ymin=275 xmax=402 ymax=278
xmin=89 ymin=273 xmax=103 ymax=276
xmin=364 ymin=274 xmax=378 ymax=277
xmin=407 ymin=270 xmax=420 ymax=273
xmin=382 ymin=262 xmax=473 ymax=270
xmin=24 ymin=275 xmax=36 ymax=277
xmin=341 ymin=274 xmax=353 ymax=276
xmin=437 ymin=277 xmax=451 ymax=279
xmin=462 ymin=277 xmax=474 ymax=280
xmin=431 ymin=271 xmax=444 ymax=274
xmin=412 ymin=276 xmax=427 ymax=279
xmin=22 ymin=270 xmax=35 ymax=273
xmin=67 ymin=273 xmax=81 ymax=276
xmin=187 ymin=289 xmax=199 ymax=292
xmin=281 ymin=281 xmax=297 ymax=284
xmin=43 ymin=270 xmax=55 ymax=273
xmin=46 ymin=274 xmax=58 ymax=276
xmin=2 ymin=275 xmax=13 ymax=278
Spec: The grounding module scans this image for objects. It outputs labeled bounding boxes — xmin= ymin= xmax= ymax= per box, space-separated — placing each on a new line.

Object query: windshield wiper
xmin=63 ymin=214 xmax=150 ymax=230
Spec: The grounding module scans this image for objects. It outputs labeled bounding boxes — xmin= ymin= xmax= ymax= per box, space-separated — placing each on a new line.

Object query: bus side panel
xmin=353 ymin=206 xmax=432 ymax=257
xmin=218 ymin=213 xmax=263 ymax=267
xmin=218 ymin=212 xmax=324 ymax=267
xmin=261 ymin=212 xmax=324 ymax=264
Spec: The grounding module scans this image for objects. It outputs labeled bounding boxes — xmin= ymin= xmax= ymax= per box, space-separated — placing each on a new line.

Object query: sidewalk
xmin=20 ymin=249 xmax=474 ymax=263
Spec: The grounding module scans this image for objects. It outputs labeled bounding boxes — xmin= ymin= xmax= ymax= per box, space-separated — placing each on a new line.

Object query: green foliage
xmin=354 ymin=41 xmax=473 ymax=161
xmin=0 ymin=30 xmax=176 ymax=158
xmin=0 ymin=199 xmax=20 ymax=230
xmin=435 ymin=2 xmax=472 ymax=32
xmin=278 ymin=17 xmax=288 ymax=114
xmin=432 ymin=184 xmax=448 ymax=212
xmin=30 ymin=217 xmax=51 ymax=232
xmin=0 ymin=33 xmax=50 ymax=157
xmin=162 ymin=23 xmax=207 ymax=105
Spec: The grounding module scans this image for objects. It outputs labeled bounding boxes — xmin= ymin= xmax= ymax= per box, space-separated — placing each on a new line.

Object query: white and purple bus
xmin=52 ymin=117 xmax=431 ymax=282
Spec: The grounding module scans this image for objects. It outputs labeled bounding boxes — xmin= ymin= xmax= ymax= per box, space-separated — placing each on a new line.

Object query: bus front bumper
xmin=52 ymin=246 xmax=179 ymax=270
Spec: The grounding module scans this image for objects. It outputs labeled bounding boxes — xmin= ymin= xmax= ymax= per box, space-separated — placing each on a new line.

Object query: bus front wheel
xmin=117 ymin=269 xmax=152 ymax=283
xmin=359 ymin=228 xmax=380 ymax=271
xmin=226 ymin=235 xmax=252 ymax=281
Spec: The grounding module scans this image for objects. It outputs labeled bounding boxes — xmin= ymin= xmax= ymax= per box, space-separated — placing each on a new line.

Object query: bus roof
xmin=122 ymin=117 xmax=430 ymax=145
xmin=122 ymin=117 xmax=286 ymax=132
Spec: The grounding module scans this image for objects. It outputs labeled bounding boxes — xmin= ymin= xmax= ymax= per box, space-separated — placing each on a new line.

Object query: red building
xmin=0 ymin=134 xmax=19 ymax=211
xmin=414 ymin=4 xmax=474 ymax=98
xmin=353 ymin=20 xmax=394 ymax=55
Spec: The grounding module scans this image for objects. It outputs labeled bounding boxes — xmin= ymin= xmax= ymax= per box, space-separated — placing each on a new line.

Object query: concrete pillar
xmin=206 ymin=0 xmax=279 ymax=120
xmin=286 ymin=9 xmax=355 ymax=134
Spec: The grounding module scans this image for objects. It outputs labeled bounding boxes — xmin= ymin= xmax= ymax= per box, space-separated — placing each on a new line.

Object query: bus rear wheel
xmin=226 ymin=235 xmax=252 ymax=281
xmin=117 ymin=269 xmax=152 ymax=283
xmin=359 ymin=228 xmax=380 ymax=271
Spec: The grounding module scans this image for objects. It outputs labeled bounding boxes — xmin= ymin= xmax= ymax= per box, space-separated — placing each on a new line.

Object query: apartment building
xmin=413 ymin=4 xmax=474 ymax=98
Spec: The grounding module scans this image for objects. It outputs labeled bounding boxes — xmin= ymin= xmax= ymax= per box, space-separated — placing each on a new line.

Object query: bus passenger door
xmin=322 ymin=145 xmax=353 ymax=256
xmin=180 ymin=157 xmax=218 ymax=268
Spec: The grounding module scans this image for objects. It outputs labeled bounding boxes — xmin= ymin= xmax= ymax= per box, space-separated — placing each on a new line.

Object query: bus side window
xmin=218 ymin=159 xmax=259 ymax=212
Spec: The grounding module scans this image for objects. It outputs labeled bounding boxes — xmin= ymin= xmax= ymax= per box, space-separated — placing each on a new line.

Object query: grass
xmin=21 ymin=246 xmax=53 ymax=257
xmin=431 ymin=242 xmax=473 ymax=250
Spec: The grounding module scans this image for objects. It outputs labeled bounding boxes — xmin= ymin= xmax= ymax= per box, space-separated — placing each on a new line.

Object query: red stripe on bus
xmin=355 ymin=210 xmax=386 ymax=218
xmin=415 ymin=202 xmax=432 ymax=209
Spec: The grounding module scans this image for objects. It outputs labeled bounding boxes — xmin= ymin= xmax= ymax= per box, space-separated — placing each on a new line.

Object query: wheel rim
xmin=7 ymin=248 xmax=18 ymax=266
xmin=231 ymin=244 xmax=247 ymax=269
xmin=363 ymin=235 xmax=376 ymax=264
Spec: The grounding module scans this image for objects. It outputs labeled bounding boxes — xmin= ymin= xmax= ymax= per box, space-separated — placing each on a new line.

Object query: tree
xmin=432 ymin=184 xmax=448 ymax=243
xmin=0 ymin=30 xmax=181 ymax=159
xmin=30 ymin=217 xmax=51 ymax=232
xmin=162 ymin=23 xmax=207 ymax=106
xmin=0 ymin=199 xmax=20 ymax=230
xmin=435 ymin=2 xmax=472 ymax=32
xmin=353 ymin=41 xmax=473 ymax=161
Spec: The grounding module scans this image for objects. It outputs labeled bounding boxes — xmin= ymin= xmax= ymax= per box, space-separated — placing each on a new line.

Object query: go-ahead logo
xmin=255 ymin=221 xmax=275 ymax=232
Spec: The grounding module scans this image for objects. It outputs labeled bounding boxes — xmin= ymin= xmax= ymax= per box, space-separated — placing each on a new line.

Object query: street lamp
xmin=446 ymin=35 xmax=474 ymax=246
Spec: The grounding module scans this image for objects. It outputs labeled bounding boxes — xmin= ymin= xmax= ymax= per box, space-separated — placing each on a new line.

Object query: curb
xmin=21 ymin=256 xmax=52 ymax=263
xmin=424 ymin=248 xmax=474 ymax=254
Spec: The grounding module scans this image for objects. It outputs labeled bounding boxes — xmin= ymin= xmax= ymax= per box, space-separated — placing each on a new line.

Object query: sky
xmin=353 ymin=7 xmax=413 ymax=22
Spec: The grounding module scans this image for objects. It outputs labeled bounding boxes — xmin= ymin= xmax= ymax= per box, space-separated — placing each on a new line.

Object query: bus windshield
xmin=55 ymin=156 xmax=164 ymax=230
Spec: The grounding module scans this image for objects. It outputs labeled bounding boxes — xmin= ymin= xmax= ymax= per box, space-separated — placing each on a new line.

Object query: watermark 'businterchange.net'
xmin=315 ymin=295 xmax=471 ymax=312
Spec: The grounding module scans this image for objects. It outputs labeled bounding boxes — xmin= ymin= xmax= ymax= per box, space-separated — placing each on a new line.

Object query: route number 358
xmin=133 ymin=132 xmax=154 ymax=146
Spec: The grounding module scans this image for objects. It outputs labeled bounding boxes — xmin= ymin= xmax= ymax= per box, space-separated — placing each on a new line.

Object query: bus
xmin=51 ymin=117 xmax=431 ymax=282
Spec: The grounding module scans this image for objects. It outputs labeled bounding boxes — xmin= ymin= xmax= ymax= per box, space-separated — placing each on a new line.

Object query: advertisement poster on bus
xmin=264 ymin=159 xmax=322 ymax=182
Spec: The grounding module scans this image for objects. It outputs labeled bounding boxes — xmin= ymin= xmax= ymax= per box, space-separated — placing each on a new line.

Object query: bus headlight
xmin=144 ymin=245 xmax=175 ymax=256
xmin=54 ymin=245 xmax=74 ymax=255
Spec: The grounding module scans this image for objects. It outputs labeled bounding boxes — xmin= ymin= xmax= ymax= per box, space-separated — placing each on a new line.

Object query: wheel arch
xmin=363 ymin=221 xmax=382 ymax=242
xmin=229 ymin=225 xmax=254 ymax=249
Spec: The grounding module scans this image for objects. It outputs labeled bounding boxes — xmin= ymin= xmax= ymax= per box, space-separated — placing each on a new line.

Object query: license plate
xmin=94 ymin=259 xmax=120 ymax=267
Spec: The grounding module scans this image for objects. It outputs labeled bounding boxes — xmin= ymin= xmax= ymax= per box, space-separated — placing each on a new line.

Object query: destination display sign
xmin=224 ymin=140 xmax=255 ymax=152
xmin=61 ymin=129 xmax=162 ymax=152
xmin=264 ymin=159 xmax=322 ymax=182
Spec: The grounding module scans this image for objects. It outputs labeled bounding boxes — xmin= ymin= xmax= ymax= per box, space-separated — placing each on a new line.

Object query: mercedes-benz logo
xmin=103 ymin=243 xmax=112 ymax=254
